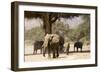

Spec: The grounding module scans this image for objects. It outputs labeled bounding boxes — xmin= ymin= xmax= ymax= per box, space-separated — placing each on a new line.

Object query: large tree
xmin=25 ymin=11 xmax=79 ymax=34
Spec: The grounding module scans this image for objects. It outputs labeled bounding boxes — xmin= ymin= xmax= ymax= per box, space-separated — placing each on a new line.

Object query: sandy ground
xmin=24 ymin=44 xmax=90 ymax=62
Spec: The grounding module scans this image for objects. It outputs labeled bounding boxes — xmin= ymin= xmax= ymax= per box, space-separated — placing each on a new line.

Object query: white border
xmin=18 ymin=5 xmax=96 ymax=68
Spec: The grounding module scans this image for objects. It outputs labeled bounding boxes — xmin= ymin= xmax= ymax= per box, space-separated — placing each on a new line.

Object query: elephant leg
xmin=60 ymin=46 xmax=63 ymax=53
xmin=52 ymin=49 xmax=56 ymax=58
xmin=43 ymin=52 xmax=45 ymax=57
xmin=74 ymin=47 xmax=75 ymax=52
xmin=43 ymin=53 xmax=45 ymax=57
xmin=33 ymin=49 xmax=36 ymax=54
xmin=33 ymin=50 xmax=35 ymax=54
xmin=80 ymin=48 xmax=82 ymax=52
xmin=43 ymin=48 xmax=46 ymax=57
xmin=53 ymin=53 xmax=56 ymax=58
xmin=40 ymin=48 xmax=42 ymax=54
xmin=36 ymin=50 xmax=37 ymax=54
xmin=77 ymin=47 xmax=78 ymax=52
xmin=67 ymin=51 xmax=69 ymax=55
xmin=56 ymin=47 xmax=59 ymax=57
xmin=66 ymin=48 xmax=68 ymax=54
xmin=66 ymin=48 xmax=69 ymax=55
xmin=48 ymin=48 xmax=51 ymax=58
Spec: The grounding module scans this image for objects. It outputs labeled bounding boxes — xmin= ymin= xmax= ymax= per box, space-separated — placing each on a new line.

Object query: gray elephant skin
xmin=74 ymin=41 xmax=83 ymax=52
xmin=33 ymin=40 xmax=44 ymax=54
xmin=42 ymin=34 xmax=60 ymax=58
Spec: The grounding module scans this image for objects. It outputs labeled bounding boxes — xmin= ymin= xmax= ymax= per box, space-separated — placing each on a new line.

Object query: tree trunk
xmin=43 ymin=13 xmax=52 ymax=34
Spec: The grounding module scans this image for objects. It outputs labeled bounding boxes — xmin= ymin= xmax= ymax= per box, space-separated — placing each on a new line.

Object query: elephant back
xmin=74 ymin=41 xmax=83 ymax=48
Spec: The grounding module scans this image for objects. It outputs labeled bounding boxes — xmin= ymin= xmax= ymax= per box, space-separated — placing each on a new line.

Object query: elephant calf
xmin=33 ymin=40 xmax=44 ymax=54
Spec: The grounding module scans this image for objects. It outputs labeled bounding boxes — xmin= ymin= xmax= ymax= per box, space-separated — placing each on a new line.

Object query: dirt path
xmin=25 ymin=52 xmax=90 ymax=62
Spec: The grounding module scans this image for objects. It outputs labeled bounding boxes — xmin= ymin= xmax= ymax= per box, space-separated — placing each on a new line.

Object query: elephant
xmin=33 ymin=40 xmax=44 ymax=54
xmin=74 ymin=41 xmax=83 ymax=52
xmin=42 ymin=34 xmax=60 ymax=58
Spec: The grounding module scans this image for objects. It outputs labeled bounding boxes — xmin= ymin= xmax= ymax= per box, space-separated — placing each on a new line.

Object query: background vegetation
xmin=25 ymin=14 xmax=90 ymax=45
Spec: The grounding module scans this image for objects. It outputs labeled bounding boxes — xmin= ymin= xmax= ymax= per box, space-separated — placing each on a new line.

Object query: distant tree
xmin=76 ymin=15 xmax=90 ymax=41
xmin=66 ymin=15 xmax=90 ymax=42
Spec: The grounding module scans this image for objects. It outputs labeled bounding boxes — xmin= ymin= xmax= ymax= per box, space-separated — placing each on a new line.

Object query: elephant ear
xmin=43 ymin=34 xmax=51 ymax=48
xmin=51 ymin=34 xmax=60 ymax=43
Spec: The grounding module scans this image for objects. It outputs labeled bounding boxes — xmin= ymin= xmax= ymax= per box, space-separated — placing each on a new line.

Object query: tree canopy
xmin=24 ymin=11 xmax=90 ymax=44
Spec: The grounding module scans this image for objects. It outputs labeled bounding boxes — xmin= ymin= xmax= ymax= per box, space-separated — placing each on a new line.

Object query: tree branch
xmin=50 ymin=16 xmax=58 ymax=24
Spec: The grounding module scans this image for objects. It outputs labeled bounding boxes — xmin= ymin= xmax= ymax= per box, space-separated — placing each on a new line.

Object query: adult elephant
xmin=74 ymin=41 xmax=83 ymax=52
xmin=42 ymin=34 xmax=60 ymax=58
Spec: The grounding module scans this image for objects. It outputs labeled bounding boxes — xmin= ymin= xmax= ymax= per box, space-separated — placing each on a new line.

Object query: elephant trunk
xmin=42 ymin=44 xmax=47 ymax=57
xmin=43 ymin=52 xmax=45 ymax=57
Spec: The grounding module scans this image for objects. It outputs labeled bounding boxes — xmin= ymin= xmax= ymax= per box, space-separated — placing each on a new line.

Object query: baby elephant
xmin=74 ymin=41 xmax=83 ymax=52
xmin=33 ymin=40 xmax=44 ymax=54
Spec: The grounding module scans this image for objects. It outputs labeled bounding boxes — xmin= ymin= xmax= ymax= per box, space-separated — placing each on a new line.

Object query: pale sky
xmin=25 ymin=15 xmax=84 ymax=30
